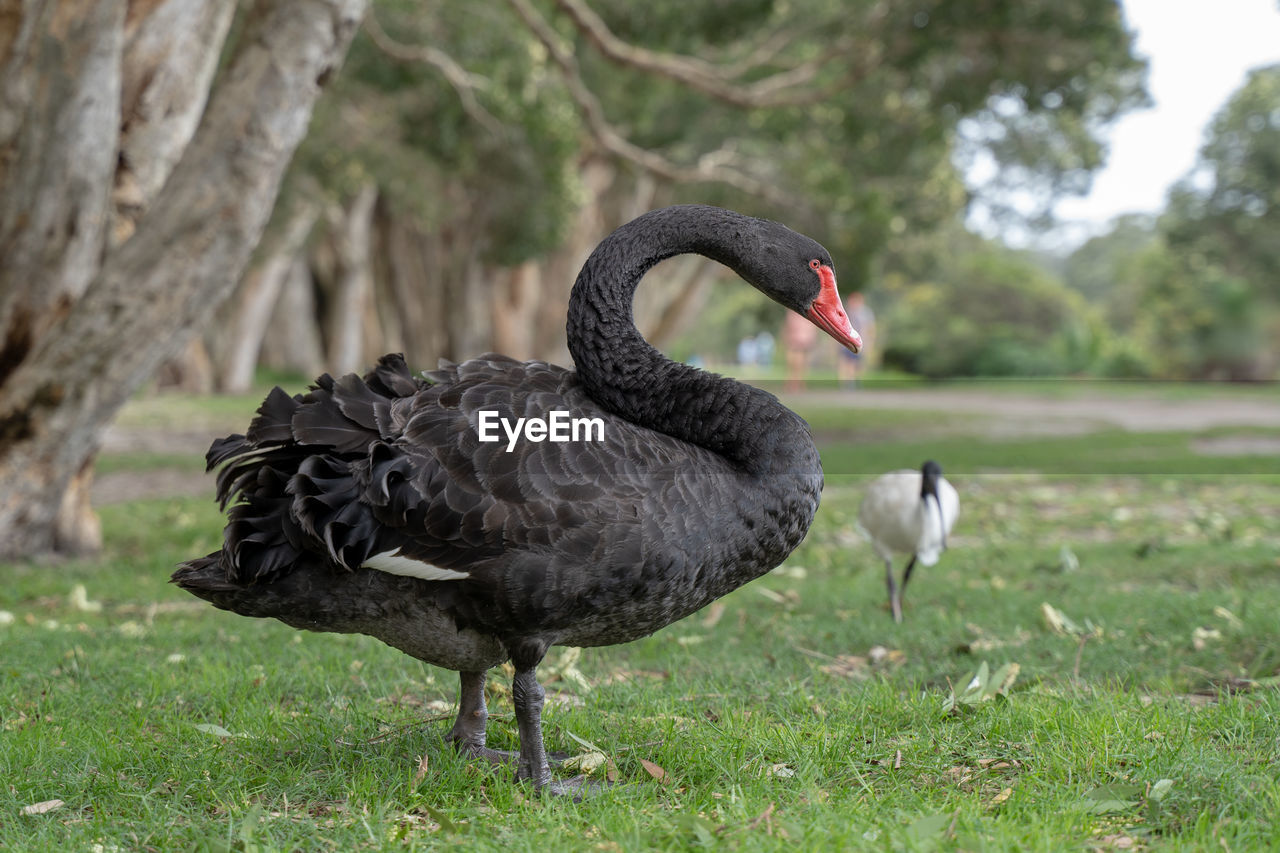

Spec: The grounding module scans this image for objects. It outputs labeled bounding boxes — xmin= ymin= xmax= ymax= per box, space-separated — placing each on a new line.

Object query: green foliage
xmin=881 ymin=248 xmax=1106 ymax=377
xmin=286 ymin=0 xmax=1146 ymax=286
xmin=1054 ymin=63 xmax=1280 ymax=381
xmin=1134 ymin=64 xmax=1280 ymax=379
xmin=1132 ymin=246 xmax=1269 ymax=380
xmin=605 ymin=0 xmax=1145 ymax=275
xmin=1164 ymin=64 xmax=1280 ymax=294
xmin=1062 ymin=213 xmax=1157 ymax=331
xmin=291 ymin=1 xmax=582 ymax=265
xmin=667 ymin=275 xmax=777 ymax=362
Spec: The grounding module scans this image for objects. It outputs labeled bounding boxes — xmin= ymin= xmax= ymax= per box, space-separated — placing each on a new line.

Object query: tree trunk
xmin=0 ymin=0 xmax=126 ymax=381
xmin=531 ymin=155 xmax=617 ymax=363
xmin=155 ymin=336 xmax=215 ymax=393
xmin=258 ymin=256 xmax=327 ymax=379
xmin=218 ymin=202 xmax=320 ymax=391
xmin=112 ymin=0 xmax=238 ymax=245
xmin=375 ymin=213 xmax=448 ymax=366
xmin=324 ymin=183 xmax=378 ymax=375
xmin=639 ymin=256 xmax=718 ymax=348
xmin=490 ymin=262 xmax=539 ymax=360
xmin=0 ymin=0 xmax=367 ymax=561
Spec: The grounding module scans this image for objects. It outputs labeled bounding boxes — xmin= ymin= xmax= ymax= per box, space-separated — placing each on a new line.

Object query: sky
xmin=987 ymin=0 xmax=1280 ymax=249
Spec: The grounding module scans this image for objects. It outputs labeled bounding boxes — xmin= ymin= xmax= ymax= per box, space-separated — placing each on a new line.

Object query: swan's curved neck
xmin=566 ymin=206 xmax=811 ymax=473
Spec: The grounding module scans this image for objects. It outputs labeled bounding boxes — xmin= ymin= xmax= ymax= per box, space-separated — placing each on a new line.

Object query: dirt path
xmin=94 ymin=386 xmax=1280 ymax=505
xmin=797 ymin=387 xmax=1280 ymax=435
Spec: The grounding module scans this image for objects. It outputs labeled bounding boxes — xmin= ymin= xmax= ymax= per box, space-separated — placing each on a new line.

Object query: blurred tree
xmin=881 ymin=247 xmax=1105 ymax=378
xmin=1139 ymin=64 xmax=1280 ymax=379
xmin=230 ymin=0 xmax=1147 ymax=376
xmin=1163 ymin=64 xmax=1280 ymax=296
xmin=1131 ymin=246 xmax=1265 ymax=380
xmin=0 ymin=0 xmax=365 ymax=560
xmin=1062 ymin=214 xmax=1156 ymax=334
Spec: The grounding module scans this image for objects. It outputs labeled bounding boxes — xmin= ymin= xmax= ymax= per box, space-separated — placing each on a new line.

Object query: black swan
xmin=175 ymin=204 xmax=862 ymax=793
xmin=857 ymin=461 xmax=958 ymax=622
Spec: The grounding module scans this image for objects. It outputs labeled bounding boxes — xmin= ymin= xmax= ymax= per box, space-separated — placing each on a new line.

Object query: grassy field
xmin=3 ymin=389 xmax=1279 ymax=851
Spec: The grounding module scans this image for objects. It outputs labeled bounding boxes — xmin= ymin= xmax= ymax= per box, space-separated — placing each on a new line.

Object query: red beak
xmin=805 ymin=265 xmax=862 ymax=353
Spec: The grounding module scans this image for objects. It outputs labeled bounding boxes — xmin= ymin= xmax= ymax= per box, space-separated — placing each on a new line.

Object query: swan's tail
xmin=172 ymin=552 xmax=285 ymax=617
xmin=172 ymin=354 xmax=428 ymax=600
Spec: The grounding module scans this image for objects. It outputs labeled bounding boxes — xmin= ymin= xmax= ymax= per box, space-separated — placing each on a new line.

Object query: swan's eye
xmin=809 ymin=259 xmax=822 ymax=270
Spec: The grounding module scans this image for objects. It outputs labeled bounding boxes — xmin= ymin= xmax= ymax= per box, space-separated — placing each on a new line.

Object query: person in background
xmin=838 ymin=290 xmax=875 ymax=388
xmin=782 ymin=309 xmax=817 ymax=391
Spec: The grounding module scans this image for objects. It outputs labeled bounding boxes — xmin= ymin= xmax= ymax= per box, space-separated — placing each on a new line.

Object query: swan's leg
xmin=885 ymin=558 xmax=902 ymax=623
xmin=509 ymin=665 xmax=602 ymax=800
xmin=446 ymin=670 xmax=488 ymax=749
xmin=511 ymin=667 xmax=552 ymax=787
xmin=446 ymin=669 xmax=571 ymax=768
xmin=446 ymin=670 xmax=508 ymax=763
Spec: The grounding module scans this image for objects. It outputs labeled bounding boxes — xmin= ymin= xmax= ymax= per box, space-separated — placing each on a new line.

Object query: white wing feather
xmin=915 ymin=477 xmax=958 ymax=566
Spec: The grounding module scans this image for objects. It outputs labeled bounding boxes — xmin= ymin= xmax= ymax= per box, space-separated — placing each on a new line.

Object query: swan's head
xmin=743 ymin=219 xmax=862 ymax=353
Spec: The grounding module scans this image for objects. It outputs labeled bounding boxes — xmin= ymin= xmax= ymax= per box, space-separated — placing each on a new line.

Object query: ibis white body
xmin=857 ymin=462 xmax=958 ymax=621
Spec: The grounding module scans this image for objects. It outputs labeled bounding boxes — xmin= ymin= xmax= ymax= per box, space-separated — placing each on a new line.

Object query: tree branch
xmin=551 ymin=0 xmax=837 ymax=108
xmin=363 ymin=10 xmax=503 ymax=134
xmin=507 ymin=0 xmax=792 ymax=205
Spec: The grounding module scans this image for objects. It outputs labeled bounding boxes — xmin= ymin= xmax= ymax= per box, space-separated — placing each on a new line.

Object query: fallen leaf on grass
xmin=639 ymin=758 xmax=668 ymax=784
xmin=768 ymin=763 xmax=795 ymax=778
xmin=69 ymin=584 xmax=102 ymax=613
xmin=990 ymin=787 xmax=1013 ymax=806
xmin=701 ymin=601 xmax=726 ymax=628
xmin=819 ymin=655 xmax=870 ymax=679
xmin=21 ymin=799 xmax=65 ymax=815
xmin=541 ymin=647 xmax=592 ymax=693
xmin=978 ymin=758 xmax=1021 ymax=770
xmin=904 ymin=813 xmax=953 ymax=846
xmin=562 ymin=751 xmax=608 ymax=775
xmin=411 ymin=754 xmax=430 ymax=787
xmin=868 ymin=645 xmax=905 ymax=666
xmin=756 ymin=587 xmax=788 ymax=605
xmin=1082 ymin=783 xmax=1144 ymax=814
xmin=194 ymin=722 xmax=255 ymax=739
xmin=942 ymin=661 xmax=1020 ymax=713
xmin=797 ymin=645 xmax=904 ymax=680
xmin=1191 ymin=626 xmax=1221 ymax=651
xmin=1041 ymin=603 xmax=1101 ymax=638
xmin=1213 ymin=606 xmax=1243 ymax=629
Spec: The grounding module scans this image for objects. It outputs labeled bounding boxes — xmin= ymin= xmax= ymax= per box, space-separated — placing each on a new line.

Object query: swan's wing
xmin=210 ymin=353 xmax=732 ymax=588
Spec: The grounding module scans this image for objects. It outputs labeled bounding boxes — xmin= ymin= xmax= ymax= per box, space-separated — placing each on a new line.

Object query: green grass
xmin=4 ymin=392 xmax=1280 ymax=850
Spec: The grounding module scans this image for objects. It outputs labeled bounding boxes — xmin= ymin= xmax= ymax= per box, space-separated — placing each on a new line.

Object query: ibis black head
xmin=920 ymin=460 xmax=943 ymax=498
